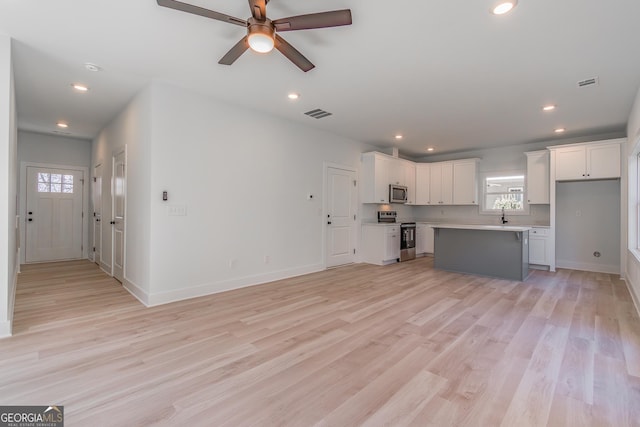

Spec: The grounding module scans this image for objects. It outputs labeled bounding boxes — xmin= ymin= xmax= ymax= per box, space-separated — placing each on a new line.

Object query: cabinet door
xmin=385 ymin=227 xmax=400 ymax=261
xmin=430 ymin=163 xmax=443 ymax=204
xmin=416 ymin=225 xmax=426 ymax=254
xmin=361 ymin=153 xmax=390 ymax=204
xmin=587 ymin=143 xmax=620 ymax=179
xmin=404 ymin=162 xmax=416 ymax=205
xmin=423 ymin=225 xmax=434 ymax=253
xmin=388 ymin=159 xmax=404 ymax=186
xmin=415 ymin=164 xmax=430 ymax=205
xmin=452 ymin=160 xmax=477 ymax=205
xmin=555 ymin=146 xmax=586 ymax=180
xmin=529 ymin=237 xmax=547 ymax=265
xmin=526 ymin=151 xmax=549 ymax=204
xmin=440 ymin=162 xmax=454 ymax=205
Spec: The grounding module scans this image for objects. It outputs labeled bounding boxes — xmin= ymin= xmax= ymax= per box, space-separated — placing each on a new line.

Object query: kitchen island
xmin=432 ymin=224 xmax=531 ymax=281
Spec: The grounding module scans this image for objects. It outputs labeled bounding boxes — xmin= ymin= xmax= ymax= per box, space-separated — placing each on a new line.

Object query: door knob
xmin=28 ymin=218 xmax=33 ymax=222
xmin=110 ymin=221 xmax=115 ymax=225
xmin=28 ymin=211 xmax=33 ymax=215
xmin=327 ymin=221 xmax=332 ymax=225
xmin=96 ymin=218 xmax=101 ymax=222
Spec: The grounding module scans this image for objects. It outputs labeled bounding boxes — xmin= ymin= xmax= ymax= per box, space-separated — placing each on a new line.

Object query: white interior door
xmin=112 ymin=150 xmax=126 ymax=282
xmin=25 ymin=166 xmax=84 ymax=262
xmin=93 ymin=164 xmax=103 ymax=265
xmin=326 ymin=166 xmax=357 ymax=267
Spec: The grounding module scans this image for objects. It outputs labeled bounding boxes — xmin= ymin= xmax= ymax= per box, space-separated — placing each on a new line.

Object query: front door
xmin=25 ymin=166 xmax=84 ymax=262
xmin=326 ymin=166 xmax=357 ymax=267
xmin=112 ymin=150 xmax=126 ymax=282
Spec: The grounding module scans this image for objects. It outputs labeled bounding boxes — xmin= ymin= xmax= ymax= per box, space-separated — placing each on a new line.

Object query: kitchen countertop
xmin=429 ymin=224 xmax=532 ymax=232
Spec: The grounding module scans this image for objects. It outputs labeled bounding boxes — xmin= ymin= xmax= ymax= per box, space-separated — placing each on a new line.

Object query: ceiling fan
xmin=157 ymin=0 xmax=352 ymax=72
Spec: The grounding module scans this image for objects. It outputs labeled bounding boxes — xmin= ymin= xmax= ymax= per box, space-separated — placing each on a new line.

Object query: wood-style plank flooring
xmin=2 ymin=259 xmax=640 ymax=426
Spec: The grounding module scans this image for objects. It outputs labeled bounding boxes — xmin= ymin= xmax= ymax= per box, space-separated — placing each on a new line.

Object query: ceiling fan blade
xmin=248 ymin=0 xmax=267 ymax=21
xmin=218 ymin=37 xmax=249 ymax=65
xmin=274 ymin=34 xmax=314 ymax=72
xmin=157 ymin=0 xmax=247 ymax=27
xmin=272 ymin=9 xmax=352 ymax=32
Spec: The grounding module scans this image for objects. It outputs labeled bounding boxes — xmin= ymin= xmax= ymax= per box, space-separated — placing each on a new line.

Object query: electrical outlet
xmin=576 ymin=210 xmax=582 ymax=217
xmin=168 ymin=205 xmax=187 ymax=216
xmin=228 ymin=259 xmax=236 ymax=269
xmin=264 ymin=255 xmax=270 ymax=264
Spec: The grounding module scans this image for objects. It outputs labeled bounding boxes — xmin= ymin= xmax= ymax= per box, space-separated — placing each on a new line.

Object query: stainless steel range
xmin=400 ymin=222 xmax=416 ymax=262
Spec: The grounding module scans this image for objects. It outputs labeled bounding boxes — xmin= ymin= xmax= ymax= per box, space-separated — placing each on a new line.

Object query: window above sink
xmin=480 ymin=171 xmax=530 ymax=215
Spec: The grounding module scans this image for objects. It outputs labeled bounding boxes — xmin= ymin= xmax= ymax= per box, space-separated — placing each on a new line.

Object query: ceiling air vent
xmin=304 ymin=108 xmax=332 ymax=119
xmin=577 ymin=77 xmax=599 ymax=88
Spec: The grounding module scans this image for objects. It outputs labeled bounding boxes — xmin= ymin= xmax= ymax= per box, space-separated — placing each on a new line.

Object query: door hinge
xmin=93 ymin=212 xmax=96 ymax=217
xmin=82 ymin=212 xmax=84 ymax=218
xmin=353 ymin=214 xmax=356 ymax=221
xmin=353 ymin=249 xmax=356 ymax=254
xmin=80 ymin=178 xmax=84 ymax=184
xmin=93 ymin=177 xmax=97 ymax=182
xmin=353 ymin=180 xmax=357 ymax=187
xmin=93 ymin=247 xmax=95 ymax=252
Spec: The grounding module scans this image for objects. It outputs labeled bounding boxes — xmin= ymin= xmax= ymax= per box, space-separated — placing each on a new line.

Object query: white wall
xmin=17 ymin=131 xmax=92 ymax=167
xmin=625 ymin=85 xmax=640 ymax=312
xmin=92 ymin=85 xmax=152 ymax=300
xmin=94 ymin=81 xmax=375 ymax=305
xmin=0 ymin=35 xmax=18 ymax=337
xmin=145 ymin=82 xmax=373 ymax=304
xmin=556 ymin=180 xmax=620 ymax=273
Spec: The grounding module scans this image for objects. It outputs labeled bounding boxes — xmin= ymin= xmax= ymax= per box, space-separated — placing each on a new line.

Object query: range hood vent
xmin=304 ymin=109 xmax=332 ymax=119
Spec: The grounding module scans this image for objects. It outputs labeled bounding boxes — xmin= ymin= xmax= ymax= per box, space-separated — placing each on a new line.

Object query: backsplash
xmin=361 ymin=203 xmax=550 ymax=226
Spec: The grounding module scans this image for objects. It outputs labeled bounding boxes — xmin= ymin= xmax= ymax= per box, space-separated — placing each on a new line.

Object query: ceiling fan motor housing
xmin=247 ymin=17 xmax=276 ymax=52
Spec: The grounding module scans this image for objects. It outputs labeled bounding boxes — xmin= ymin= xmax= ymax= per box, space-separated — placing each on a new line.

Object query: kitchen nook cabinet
xmin=528 ymin=227 xmax=550 ymax=266
xmin=525 ymin=150 xmax=550 ymax=204
xmin=416 ymin=224 xmax=434 ymax=255
xmin=552 ymin=140 xmax=621 ymax=181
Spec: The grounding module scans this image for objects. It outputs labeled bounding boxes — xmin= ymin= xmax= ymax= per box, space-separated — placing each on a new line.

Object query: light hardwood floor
xmin=2 ymin=259 xmax=640 ymax=426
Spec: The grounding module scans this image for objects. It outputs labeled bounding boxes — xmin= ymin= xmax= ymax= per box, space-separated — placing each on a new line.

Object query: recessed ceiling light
xmin=492 ymin=0 xmax=517 ymax=15
xmin=72 ymin=83 xmax=89 ymax=92
xmin=426 ymin=147 xmax=435 ymax=152
xmin=84 ymin=62 xmax=101 ymax=72
xmin=554 ymin=128 xmax=566 ymax=133
xmin=56 ymin=122 xmax=69 ymax=128
xmin=288 ymin=93 xmax=299 ymax=100
xmin=395 ymin=134 xmax=403 ymax=140
xmin=542 ymin=105 xmax=556 ymax=111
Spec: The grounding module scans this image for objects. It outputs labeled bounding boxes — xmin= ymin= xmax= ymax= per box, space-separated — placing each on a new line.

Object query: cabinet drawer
xmin=386 ymin=226 xmax=399 ymax=234
xmin=530 ymin=227 xmax=549 ymax=236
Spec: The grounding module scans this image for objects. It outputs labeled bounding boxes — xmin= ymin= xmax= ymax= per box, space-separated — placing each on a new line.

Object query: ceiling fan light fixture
xmin=247 ymin=22 xmax=275 ymax=53
xmin=492 ymin=0 xmax=517 ymax=15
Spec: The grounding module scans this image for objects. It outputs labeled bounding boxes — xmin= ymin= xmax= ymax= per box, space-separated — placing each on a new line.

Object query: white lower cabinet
xmin=416 ymin=224 xmax=434 ymax=255
xmin=362 ymin=225 xmax=400 ymax=265
xmin=529 ymin=227 xmax=550 ymax=266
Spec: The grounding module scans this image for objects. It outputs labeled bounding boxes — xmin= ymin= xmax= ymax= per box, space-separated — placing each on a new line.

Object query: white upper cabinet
xmin=430 ymin=162 xmax=453 ymax=205
xmin=404 ymin=161 xmax=416 ymax=205
xmin=525 ymin=150 xmax=550 ymax=204
xmin=388 ymin=159 xmax=405 ymax=186
xmin=361 ymin=152 xmax=390 ymax=204
xmin=415 ymin=164 xmax=430 ymax=205
xmin=452 ymin=159 xmax=479 ymax=205
xmin=552 ymin=140 xmax=621 ymax=181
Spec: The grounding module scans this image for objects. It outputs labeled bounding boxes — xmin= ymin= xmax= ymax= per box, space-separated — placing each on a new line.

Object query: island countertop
xmin=429 ymin=224 xmax=532 ymax=232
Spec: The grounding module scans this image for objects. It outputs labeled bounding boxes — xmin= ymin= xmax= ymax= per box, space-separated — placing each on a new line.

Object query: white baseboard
xmin=556 ymin=260 xmax=620 ymax=275
xmin=122 ymin=277 xmax=150 ymax=307
xmin=147 ymin=263 xmax=325 ymax=307
xmin=99 ymin=261 xmax=111 ymax=276
xmin=0 ymin=320 xmax=11 ymax=339
xmin=624 ymin=277 xmax=640 ymax=318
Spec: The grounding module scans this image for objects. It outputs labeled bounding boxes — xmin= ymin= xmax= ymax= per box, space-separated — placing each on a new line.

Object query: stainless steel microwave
xmin=389 ymin=184 xmax=408 ymax=203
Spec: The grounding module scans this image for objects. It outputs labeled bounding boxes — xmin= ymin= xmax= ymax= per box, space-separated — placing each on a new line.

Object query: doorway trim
xmin=323 ymin=162 xmax=359 ymax=269
xmin=19 ymin=161 xmax=89 ymax=264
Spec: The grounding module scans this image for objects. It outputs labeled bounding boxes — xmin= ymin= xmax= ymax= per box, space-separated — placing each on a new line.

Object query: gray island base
xmin=432 ymin=225 xmax=531 ymax=281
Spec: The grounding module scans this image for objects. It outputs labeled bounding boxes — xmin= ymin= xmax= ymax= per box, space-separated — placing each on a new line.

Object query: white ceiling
xmin=1 ymin=0 xmax=639 ymax=157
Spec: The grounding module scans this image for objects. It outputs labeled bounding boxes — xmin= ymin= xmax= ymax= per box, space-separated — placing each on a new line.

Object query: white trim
xmin=145 ymin=263 xmax=324 ymax=307
xmin=0 ymin=320 xmax=11 ymax=338
xmin=122 ymin=277 xmax=150 ymax=307
xmin=556 ymin=260 xmax=620 ymax=275
xmin=624 ymin=277 xmax=640 ymax=318
xmin=99 ymin=261 xmax=111 ymax=275
xmin=19 ymin=161 xmax=90 ymax=263
xmin=111 ymin=147 xmax=126 ymax=280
